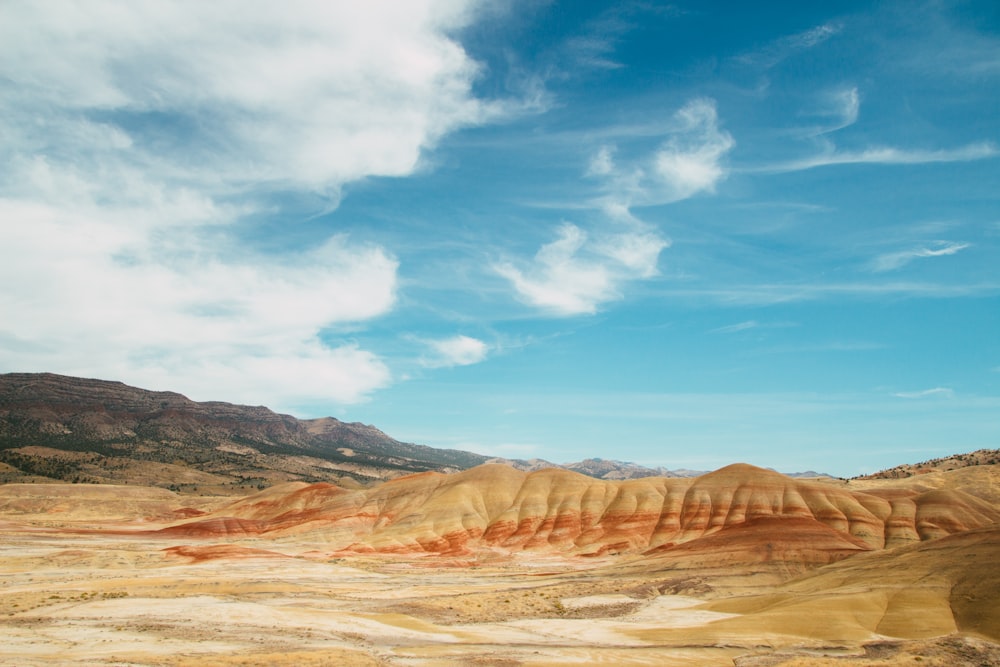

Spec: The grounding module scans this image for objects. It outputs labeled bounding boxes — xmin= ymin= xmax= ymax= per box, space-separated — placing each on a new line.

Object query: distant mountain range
xmin=1 ymin=373 xmax=829 ymax=491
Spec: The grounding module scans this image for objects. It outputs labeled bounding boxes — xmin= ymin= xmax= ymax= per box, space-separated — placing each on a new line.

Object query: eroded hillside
xmin=152 ymin=462 xmax=1000 ymax=563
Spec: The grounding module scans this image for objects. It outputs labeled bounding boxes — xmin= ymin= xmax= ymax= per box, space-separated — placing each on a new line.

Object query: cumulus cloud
xmin=589 ymin=98 xmax=735 ymax=211
xmin=0 ymin=195 xmax=399 ymax=404
xmin=501 ymin=98 xmax=730 ymax=317
xmin=871 ymin=241 xmax=971 ymax=272
xmin=0 ymin=0 xmax=489 ymax=407
xmin=0 ymin=1 xmax=487 ymax=190
xmin=653 ymin=99 xmax=736 ymax=201
xmin=496 ymin=223 xmax=668 ymax=316
xmin=421 ymin=335 xmax=489 ymax=368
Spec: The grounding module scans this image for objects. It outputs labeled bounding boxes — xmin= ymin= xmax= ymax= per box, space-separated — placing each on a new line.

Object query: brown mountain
xmin=0 ymin=372 xmax=489 ymax=490
xmin=0 ymin=373 xmax=838 ymax=492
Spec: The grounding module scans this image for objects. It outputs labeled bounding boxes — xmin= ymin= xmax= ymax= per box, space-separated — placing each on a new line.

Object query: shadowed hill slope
xmin=696 ymin=525 xmax=1000 ymax=644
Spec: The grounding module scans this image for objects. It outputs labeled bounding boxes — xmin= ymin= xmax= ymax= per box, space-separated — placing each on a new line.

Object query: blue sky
xmin=1 ymin=1 xmax=997 ymax=476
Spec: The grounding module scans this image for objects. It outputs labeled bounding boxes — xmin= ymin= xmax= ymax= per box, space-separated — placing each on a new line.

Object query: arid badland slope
xmin=1 ymin=373 xmax=998 ymax=665
xmin=0 ymin=463 xmax=998 ymax=666
xmin=144 ymin=462 xmax=998 ymax=561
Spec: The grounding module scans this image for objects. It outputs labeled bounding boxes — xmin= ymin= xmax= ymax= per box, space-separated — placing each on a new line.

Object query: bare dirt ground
xmin=1 ymin=484 xmax=998 ymax=666
xmin=0 ymin=526 xmax=746 ymax=666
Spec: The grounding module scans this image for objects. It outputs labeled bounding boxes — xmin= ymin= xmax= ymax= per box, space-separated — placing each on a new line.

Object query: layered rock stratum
xmin=146 ymin=462 xmax=1000 ymax=565
xmin=1 ymin=452 xmax=997 ymax=662
xmin=1 ymin=461 xmax=997 ymax=666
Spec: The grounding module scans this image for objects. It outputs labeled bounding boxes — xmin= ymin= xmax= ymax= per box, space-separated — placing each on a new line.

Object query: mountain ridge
xmin=0 ymin=372 xmax=832 ymax=489
xmin=0 ymin=372 xmax=490 ymax=490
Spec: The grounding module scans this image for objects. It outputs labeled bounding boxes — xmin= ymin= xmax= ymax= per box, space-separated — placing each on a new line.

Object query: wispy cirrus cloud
xmin=736 ymin=22 xmax=843 ymax=69
xmin=710 ymin=320 xmax=800 ymax=335
xmin=893 ymin=387 xmax=955 ymax=399
xmin=560 ymin=2 xmax=681 ymax=73
xmin=870 ymin=241 xmax=971 ymax=272
xmin=760 ymin=142 xmax=997 ymax=173
xmin=814 ymin=87 xmax=860 ymax=135
xmin=657 ymin=280 xmax=1000 ymax=306
xmin=711 ymin=321 xmax=760 ymax=334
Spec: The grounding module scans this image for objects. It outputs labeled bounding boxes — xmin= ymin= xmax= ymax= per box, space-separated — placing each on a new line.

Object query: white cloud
xmin=587 ymin=98 xmax=734 ymax=212
xmin=835 ymin=87 xmax=860 ymax=127
xmin=0 ymin=1 xmax=488 ymax=190
xmin=811 ymin=87 xmax=860 ymax=135
xmin=501 ymin=99 xmax=727 ymax=317
xmin=565 ymin=35 xmax=624 ymax=71
xmin=496 ymin=222 xmax=668 ymax=316
xmin=0 ymin=0 xmax=490 ymax=408
xmin=653 ymin=99 xmax=735 ymax=201
xmin=736 ymin=22 xmax=842 ymax=69
xmin=709 ymin=320 xmax=801 ymax=336
xmin=421 ymin=335 xmax=489 ymax=368
xmin=711 ymin=321 xmax=759 ymax=334
xmin=656 ymin=280 xmax=1000 ymax=305
xmin=892 ymin=388 xmax=955 ymax=399
xmin=0 ymin=196 xmax=399 ymax=404
xmin=497 ymin=224 xmax=615 ymax=316
xmin=736 ymin=23 xmax=843 ymax=68
xmin=871 ymin=241 xmax=971 ymax=272
xmin=595 ymin=228 xmax=666 ymax=278
xmin=587 ymin=146 xmax=616 ymax=177
xmin=763 ymin=142 xmax=997 ymax=173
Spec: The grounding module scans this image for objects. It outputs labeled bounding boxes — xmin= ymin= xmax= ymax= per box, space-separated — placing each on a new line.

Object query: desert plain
xmin=1 ymin=462 xmax=999 ymax=667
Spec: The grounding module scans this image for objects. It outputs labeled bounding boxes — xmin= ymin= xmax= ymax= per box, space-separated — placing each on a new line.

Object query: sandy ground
xmin=0 ymin=523 xmax=797 ymax=667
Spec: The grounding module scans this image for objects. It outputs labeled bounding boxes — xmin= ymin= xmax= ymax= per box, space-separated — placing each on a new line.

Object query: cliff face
xmin=0 ymin=373 xmax=488 ymax=489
